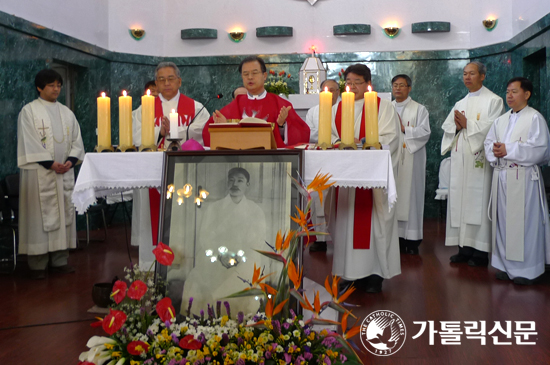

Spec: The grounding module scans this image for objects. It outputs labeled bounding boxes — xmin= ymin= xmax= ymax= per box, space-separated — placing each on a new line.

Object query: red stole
xmin=154 ymin=94 xmax=195 ymax=148
xmin=150 ymin=94 xmax=195 ymax=246
xmin=334 ymin=97 xmax=381 ymax=250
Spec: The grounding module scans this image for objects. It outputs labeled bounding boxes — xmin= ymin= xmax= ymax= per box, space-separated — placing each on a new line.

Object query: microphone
xmin=186 ymin=93 xmax=223 ymax=141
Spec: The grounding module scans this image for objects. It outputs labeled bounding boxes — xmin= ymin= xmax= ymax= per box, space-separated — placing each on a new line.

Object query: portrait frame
xmin=156 ymin=150 xmax=303 ymax=317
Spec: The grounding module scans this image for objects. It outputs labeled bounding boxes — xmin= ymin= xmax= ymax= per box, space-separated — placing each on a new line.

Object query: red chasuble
xmin=334 ymin=97 xmax=381 ymax=249
xmin=154 ymin=94 xmax=195 ymax=148
xmin=202 ymin=93 xmax=310 ymax=148
xmin=149 ymin=94 xmax=195 ymax=246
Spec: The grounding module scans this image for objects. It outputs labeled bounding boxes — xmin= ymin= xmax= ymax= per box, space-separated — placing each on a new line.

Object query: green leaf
xmin=224 ymin=288 xmax=265 ymax=299
xmin=289 ymin=288 xmax=307 ymax=306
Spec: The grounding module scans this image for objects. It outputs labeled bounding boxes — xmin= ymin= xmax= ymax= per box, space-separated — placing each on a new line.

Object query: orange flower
xmin=265 ymin=297 xmax=289 ymax=319
xmin=279 ymin=71 xmax=285 ymax=77
xmin=300 ymin=291 xmax=321 ymax=317
xmin=341 ymin=311 xmax=361 ymax=340
xmin=324 ymin=275 xmax=355 ymax=303
xmin=291 ymin=206 xmax=313 ymax=237
xmin=287 ymin=74 xmax=291 ymax=78
xmin=287 ymin=259 xmax=303 ymax=290
xmin=251 ymin=263 xmax=274 ymax=288
xmin=275 ymin=230 xmax=295 ymax=252
xmin=307 ymin=171 xmax=335 ymax=204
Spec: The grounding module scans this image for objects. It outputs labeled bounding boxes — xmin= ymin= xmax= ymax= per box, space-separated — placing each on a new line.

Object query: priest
xmin=328 ymin=64 xmax=401 ymax=293
xmin=133 ymin=62 xmax=210 ymax=148
xmin=391 ymin=74 xmax=431 ymax=255
xmin=441 ymin=61 xmax=505 ymax=267
xmin=202 ymin=56 xmax=310 ymax=148
xmin=17 ymin=69 xmax=85 ymax=280
xmin=484 ymin=77 xmax=550 ymax=285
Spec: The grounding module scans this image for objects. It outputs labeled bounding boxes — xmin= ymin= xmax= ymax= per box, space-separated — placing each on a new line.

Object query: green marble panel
xmin=180 ymin=28 xmax=217 ymax=40
xmin=412 ymin=22 xmax=451 ymax=33
xmin=256 ymin=26 xmax=293 ymax=38
xmin=333 ymin=24 xmax=371 ymax=36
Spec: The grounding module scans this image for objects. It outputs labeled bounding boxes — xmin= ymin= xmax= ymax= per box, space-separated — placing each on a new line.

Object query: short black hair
xmin=238 ymin=56 xmax=267 ymax=74
xmin=144 ymin=80 xmax=156 ymax=92
xmin=343 ymin=64 xmax=371 ymax=84
xmin=392 ymin=74 xmax=412 ymax=87
xmin=35 ymin=69 xmax=63 ymax=94
xmin=507 ymin=77 xmax=533 ymax=100
xmin=228 ymin=167 xmax=250 ymax=183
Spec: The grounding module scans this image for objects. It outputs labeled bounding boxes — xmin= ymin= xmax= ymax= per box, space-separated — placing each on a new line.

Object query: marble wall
xmin=1 ymin=11 xmax=549 ymax=218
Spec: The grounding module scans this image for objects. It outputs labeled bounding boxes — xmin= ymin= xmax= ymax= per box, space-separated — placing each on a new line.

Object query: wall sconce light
xmin=482 ymin=19 xmax=498 ymax=31
xmin=129 ymin=28 xmax=146 ymax=40
xmin=383 ymin=26 xmax=400 ymax=38
xmin=229 ymin=31 xmax=246 ymax=43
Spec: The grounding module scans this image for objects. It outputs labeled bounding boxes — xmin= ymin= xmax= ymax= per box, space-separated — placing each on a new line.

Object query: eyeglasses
xmin=392 ymin=83 xmax=409 ymax=89
xmin=156 ymin=76 xmax=179 ymax=83
xmin=345 ymin=80 xmax=366 ymax=86
xmin=242 ymin=70 xmax=262 ymax=78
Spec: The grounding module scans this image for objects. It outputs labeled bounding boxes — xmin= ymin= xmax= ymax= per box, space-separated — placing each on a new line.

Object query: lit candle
xmin=341 ymin=86 xmax=355 ymax=145
xmin=364 ymin=85 xmax=379 ymax=145
xmin=97 ymin=92 xmax=111 ymax=148
xmin=169 ymin=109 xmax=179 ymax=139
xmin=141 ymin=89 xmax=155 ymax=147
xmin=318 ymin=86 xmax=332 ymax=146
xmin=119 ymin=90 xmax=132 ymax=147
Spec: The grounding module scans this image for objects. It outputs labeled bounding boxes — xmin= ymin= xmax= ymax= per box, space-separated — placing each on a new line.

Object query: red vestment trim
xmin=334 ymin=97 xmax=381 ymax=250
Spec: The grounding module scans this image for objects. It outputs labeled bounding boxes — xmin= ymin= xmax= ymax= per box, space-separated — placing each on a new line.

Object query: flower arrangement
xmin=264 ymin=70 xmax=295 ymax=97
xmin=337 ymin=69 xmax=346 ymax=93
xmin=79 ymin=172 xmax=365 ymax=365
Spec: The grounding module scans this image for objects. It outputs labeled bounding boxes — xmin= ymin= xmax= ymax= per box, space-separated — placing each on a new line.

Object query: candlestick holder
xmin=95 ymin=145 xmax=115 ymax=153
xmin=139 ymin=144 xmax=158 ymax=152
xmin=315 ymin=142 xmax=333 ymax=150
xmin=362 ymin=142 xmax=382 ymax=150
xmin=338 ymin=142 xmax=357 ymax=150
xmin=116 ymin=145 xmax=137 ymax=152
xmin=166 ymin=138 xmax=183 ymax=152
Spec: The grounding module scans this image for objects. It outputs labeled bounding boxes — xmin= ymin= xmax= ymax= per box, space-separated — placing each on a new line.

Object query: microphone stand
xmin=186 ymin=93 xmax=223 ymax=141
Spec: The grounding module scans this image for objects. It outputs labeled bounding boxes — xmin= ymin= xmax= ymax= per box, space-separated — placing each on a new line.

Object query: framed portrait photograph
xmin=157 ymin=150 xmax=303 ymax=317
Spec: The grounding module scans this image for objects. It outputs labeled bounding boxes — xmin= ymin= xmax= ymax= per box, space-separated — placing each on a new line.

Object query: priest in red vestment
xmin=202 ymin=56 xmax=310 ymax=148
xmin=328 ymin=64 xmax=401 ymax=293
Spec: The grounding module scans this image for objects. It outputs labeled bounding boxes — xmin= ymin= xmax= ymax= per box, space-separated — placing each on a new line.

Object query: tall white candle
xmin=169 ymin=109 xmax=179 ymax=139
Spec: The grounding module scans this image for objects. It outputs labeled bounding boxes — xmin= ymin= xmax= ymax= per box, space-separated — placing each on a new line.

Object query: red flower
xmin=279 ymin=71 xmax=285 ymax=77
xmin=270 ymin=70 xmax=275 ymax=75
xmin=78 ymin=362 xmax=96 ymax=365
xmin=179 ymin=335 xmax=202 ymax=350
xmin=152 ymin=242 xmax=174 ymax=266
xmin=338 ymin=72 xmax=342 ymax=77
xmin=341 ymin=68 xmax=345 ymax=72
xmin=127 ymin=340 xmax=150 ymax=355
xmin=90 ymin=316 xmax=104 ymax=328
xmin=156 ymin=297 xmax=176 ymax=322
xmin=102 ymin=309 xmax=127 ymax=335
xmin=127 ymin=280 xmax=147 ymax=300
xmin=111 ymin=280 xmax=127 ymax=304
xmin=287 ymin=74 xmax=291 ymax=78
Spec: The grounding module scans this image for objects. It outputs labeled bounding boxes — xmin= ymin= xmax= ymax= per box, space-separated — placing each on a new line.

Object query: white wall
xmin=1 ymin=0 xmax=109 ymax=49
xmin=2 ymin=0 xmax=549 ymax=57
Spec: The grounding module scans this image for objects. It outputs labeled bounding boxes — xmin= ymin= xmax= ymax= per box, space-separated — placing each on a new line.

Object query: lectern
xmin=209 ymin=126 xmax=277 ymax=150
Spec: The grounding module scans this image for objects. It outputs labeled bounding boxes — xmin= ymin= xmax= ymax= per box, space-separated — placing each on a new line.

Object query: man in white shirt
xmin=441 ymin=61 xmax=505 ymax=267
xmin=305 ymin=79 xmax=341 ymax=143
xmin=391 ymin=74 xmax=431 ymax=255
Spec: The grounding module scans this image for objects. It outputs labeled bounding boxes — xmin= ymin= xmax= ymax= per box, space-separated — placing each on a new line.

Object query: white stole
xmin=491 ymin=107 xmax=537 ymax=261
xmin=396 ymin=100 xmax=419 ymax=221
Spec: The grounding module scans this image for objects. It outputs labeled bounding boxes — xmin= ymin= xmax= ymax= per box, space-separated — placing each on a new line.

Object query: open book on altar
xmin=208 ymin=117 xmax=273 ymax=128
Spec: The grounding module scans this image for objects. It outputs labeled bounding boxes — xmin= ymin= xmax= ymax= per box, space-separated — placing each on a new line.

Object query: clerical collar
xmin=394 ymin=96 xmax=411 ymax=106
xmin=159 ymin=91 xmax=180 ymax=103
xmin=511 ymin=106 xmax=526 ymax=114
xmin=247 ymin=90 xmax=267 ymax=100
xmin=38 ymin=97 xmax=57 ymax=105
xmin=468 ymin=86 xmax=483 ymax=97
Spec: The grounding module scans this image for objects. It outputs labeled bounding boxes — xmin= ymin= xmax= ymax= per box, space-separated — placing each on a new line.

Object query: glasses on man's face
xmin=156 ymin=76 xmax=179 ymax=83
xmin=345 ymin=80 xmax=366 ymax=87
xmin=241 ymin=70 xmax=262 ymax=78
xmin=392 ymin=83 xmax=409 ymax=89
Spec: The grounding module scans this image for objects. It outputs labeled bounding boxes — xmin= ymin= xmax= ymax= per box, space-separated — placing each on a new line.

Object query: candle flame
xmin=346 ymin=86 xmax=350 ymax=92
xmin=368 ymin=85 xmax=372 ymax=92
xmin=146 ymin=89 xmax=151 ymax=96
xmin=171 ymin=109 xmax=176 ymax=113
xmin=122 ymin=90 xmax=127 ymax=97
xmin=324 ymin=86 xmax=328 ymax=92
xmin=101 ymin=92 xmax=106 ymax=98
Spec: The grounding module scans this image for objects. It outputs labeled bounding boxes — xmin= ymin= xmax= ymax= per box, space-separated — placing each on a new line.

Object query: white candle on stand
xmin=169 ymin=109 xmax=179 ymax=139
